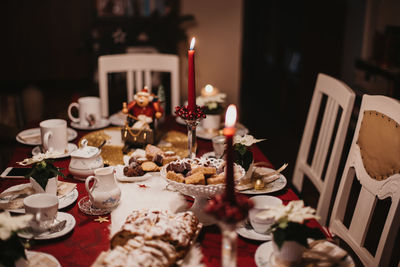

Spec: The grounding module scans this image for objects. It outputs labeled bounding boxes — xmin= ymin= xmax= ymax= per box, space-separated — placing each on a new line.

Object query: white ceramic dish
xmin=115 ymin=165 xmax=154 ymax=182
xmin=236 ymin=223 xmax=272 ymax=241
xmin=0 ymin=183 xmax=78 ymax=213
xmin=238 ymin=167 xmax=287 ymax=195
xmin=32 ymin=143 xmax=78 ymax=158
xmin=249 ymin=196 xmax=283 ymax=234
xmin=109 ymin=111 xmax=127 ymax=126
xmin=18 ymin=212 xmax=76 ymax=240
xmin=78 ymin=196 xmax=113 ymax=216
xmin=26 ymin=250 xmax=61 ymax=267
xmin=16 ymin=128 xmax=77 ymax=146
xmin=70 ymin=118 xmax=110 ymax=130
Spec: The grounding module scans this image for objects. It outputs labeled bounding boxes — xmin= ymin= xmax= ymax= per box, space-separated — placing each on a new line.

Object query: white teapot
xmin=69 ymin=139 xmax=103 ymax=180
xmin=85 ymin=166 xmax=121 ymax=209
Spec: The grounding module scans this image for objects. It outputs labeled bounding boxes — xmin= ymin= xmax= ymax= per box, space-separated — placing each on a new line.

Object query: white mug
xmin=249 ymin=196 xmax=283 ymax=234
xmin=68 ymin=96 xmax=101 ymax=126
xmin=40 ymin=119 xmax=68 ymax=154
xmin=23 ymin=193 xmax=59 ymax=232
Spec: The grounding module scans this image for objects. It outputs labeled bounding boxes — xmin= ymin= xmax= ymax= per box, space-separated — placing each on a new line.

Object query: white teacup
xmin=23 ymin=193 xmax=59 ymax=232
xmin=249 ymin=196 xmax=283 ymax=234
xmin=40 ymin=119 xmax=68 ymax=154
xmin=68 ymin=96 xmax=102 ymax=127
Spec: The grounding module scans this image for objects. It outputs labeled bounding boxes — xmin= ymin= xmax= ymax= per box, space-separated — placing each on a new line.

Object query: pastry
xmin=145 ymin=144 xmax=163 ymax=161
xmin=207 ymin=173 xmax=225 ymax=185
xmin=93 ymin=211 xmax=201 ymax=267
xmin=141 ymin=161 xmax=160 ymax=172
xmin=166 ymin=171 xmax=185 ymax=183
xmin=190 ymin=166 xmax=217 ymax=176
xmin=185 ymin=172 xmax=205 ymax=185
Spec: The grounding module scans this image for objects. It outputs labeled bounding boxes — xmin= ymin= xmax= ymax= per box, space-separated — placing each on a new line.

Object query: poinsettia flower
xmin=196 ymin=93 xmax=226 ymax=106
xmin=234 ymin=134 xmax=266 ymax=147
xmin=0 ymin=212 xmax=32 ymax=240
xmin=256 ymin=200 xmax=318 ymax=224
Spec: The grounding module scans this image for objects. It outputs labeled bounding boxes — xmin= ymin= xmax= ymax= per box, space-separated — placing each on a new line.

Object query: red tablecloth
xmin=1 ymin=119 xmax=321 ymax=267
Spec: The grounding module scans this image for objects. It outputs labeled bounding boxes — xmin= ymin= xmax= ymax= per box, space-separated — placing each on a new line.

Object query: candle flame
xmin=190 ymin=37 xmax=196 ymax=50
xmin=225 ymin=105 xmax=237 ymax=127
xmin=205 ymin=84 xmax=214 ymax=93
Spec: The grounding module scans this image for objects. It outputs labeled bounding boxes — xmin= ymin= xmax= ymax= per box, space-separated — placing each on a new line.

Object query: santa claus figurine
xmin=122 ymin=87 xmax=163 ymax=129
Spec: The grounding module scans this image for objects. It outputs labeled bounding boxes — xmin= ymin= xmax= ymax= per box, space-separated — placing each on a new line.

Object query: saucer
xmin=32 ymin=143 xmax=78 ymax=158
xmin=70 ymin=118 xmax=110 ymax=130
xmin=237 ymin=223 xmax=271 ymax=241
xmin=26 ymin=251 xmax=61 ymax=267
xmin=78 ymin=196 xmax=113 ymax=215
xmin=109 ymin=111 xmax=127 ymax=126
xmin=18 ymin=212 xmax=76 ymax=240
xmin=16 ymin=128 xmax=77 ymax=146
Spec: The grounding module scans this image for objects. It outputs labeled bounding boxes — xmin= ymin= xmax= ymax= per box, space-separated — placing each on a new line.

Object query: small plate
xmin=16 ymin=128 xmax=77 ymax=146
xmin=115 ymin=164 xmax=154 ymax=182
xmin=26 ymin=251 xmax=61 ymax=267
xmin=32 ymin=143 xmax=78 ymax=158
xmin=109 ymin=111 xmax=127 ymax=126
xmin=237 ymin=222 xmax=271 ymax=241
xmin=1 ymin=183 xmax=78 ymax=213
xmin=70 ymin=118 xmax=110 ymax=130
xmin=238 ymin=167 xmax=287 ymax=195
xmin=196 ymin=122 xmax=249 ymax=140
xmin=18 ymin=212 xmax=76 ymax=240
xmin=78 ymin=196 xmax=113 ymax=215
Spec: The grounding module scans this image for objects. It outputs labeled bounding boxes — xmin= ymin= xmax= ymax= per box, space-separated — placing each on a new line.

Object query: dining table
xmin=0 ymin=116 xmax=324 ymax=267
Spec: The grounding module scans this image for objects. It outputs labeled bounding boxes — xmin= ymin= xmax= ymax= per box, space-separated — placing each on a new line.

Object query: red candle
xmin=188 ymin=37 xmax=196 ymax=112
xmin=223 ymin=105 xmax=237 ymax=204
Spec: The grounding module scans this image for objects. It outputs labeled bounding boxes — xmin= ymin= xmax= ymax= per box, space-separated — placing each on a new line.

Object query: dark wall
xmin=240 ymin=0 xmax=347 ymax=177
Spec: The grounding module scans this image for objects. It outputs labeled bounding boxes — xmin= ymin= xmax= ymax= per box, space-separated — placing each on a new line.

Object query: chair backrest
xmin=292 ymin=73 xmax=355 ymax=226
xmin=329 ymin=95 xmax=400 ymax=267
xmin=98 ymin=53 xmax=179 ymax=117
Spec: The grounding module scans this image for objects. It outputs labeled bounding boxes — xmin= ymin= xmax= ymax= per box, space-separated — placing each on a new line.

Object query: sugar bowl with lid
xmin=69 ymin=139 xmax=104 ymax=180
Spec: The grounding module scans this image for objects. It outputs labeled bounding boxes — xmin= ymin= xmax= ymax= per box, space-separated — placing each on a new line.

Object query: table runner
xmin=0 ymin=118 xmax=322 ymax=267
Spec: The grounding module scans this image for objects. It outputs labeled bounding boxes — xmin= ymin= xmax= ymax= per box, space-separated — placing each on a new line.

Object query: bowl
xmin=249 ymin=195 xmax=282 ymax=234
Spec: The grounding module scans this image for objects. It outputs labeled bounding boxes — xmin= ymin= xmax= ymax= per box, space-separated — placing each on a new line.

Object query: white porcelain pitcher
xmin=85 ymin=166 xmax=121 ymax=209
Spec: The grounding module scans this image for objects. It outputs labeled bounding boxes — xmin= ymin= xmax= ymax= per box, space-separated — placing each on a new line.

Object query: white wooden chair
xmin=98 ymin=53 xmax=179 ymax=117
xmin=329 ymin=95 xmax=400 ymax=267
xmin=292 ymin=73 xmax=355 ymax=226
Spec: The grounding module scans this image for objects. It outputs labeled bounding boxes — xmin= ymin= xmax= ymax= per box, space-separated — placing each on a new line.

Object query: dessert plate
xmin=237 ymin=222 xmax=271 ymax=241
xmin=26 ymin=251 xmax=61 ymax=267
xmin=16 ymin=128 xmax=77 ymax=146
xmin=0 ymin=183 xmax=78 ymax=213
xmin=32 ymin=143 xmax=78 ymax=158
xmin=115 ymin=165 xmax=154 ymax=182
xmin=238 ymin=167 xmax=287 ymax=195
xmin=18 ymin=212 xmax=76 ymax=240
xmin=70 ymin=118 xmax=110 ymax=130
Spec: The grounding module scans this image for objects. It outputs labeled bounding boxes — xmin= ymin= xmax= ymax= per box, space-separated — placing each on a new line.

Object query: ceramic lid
xmin=71 ymin=139 xmax=100 ymax=159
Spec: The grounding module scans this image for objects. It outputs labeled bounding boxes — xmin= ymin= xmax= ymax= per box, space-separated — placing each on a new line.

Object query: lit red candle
xmin=223 ymin=105 xmax=237 ymax=204
xmin=188 ymin=37 xmax=196 ymax=112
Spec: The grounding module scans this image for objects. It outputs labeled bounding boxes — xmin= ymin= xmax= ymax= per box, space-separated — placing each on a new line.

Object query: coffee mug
xmin=68 ymin=96 xmax=101 ymax=126
xmin=23 ymin=193 xmax=59 ymax=232
xmin=40 ymin=119 xmax=68 ymax=154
